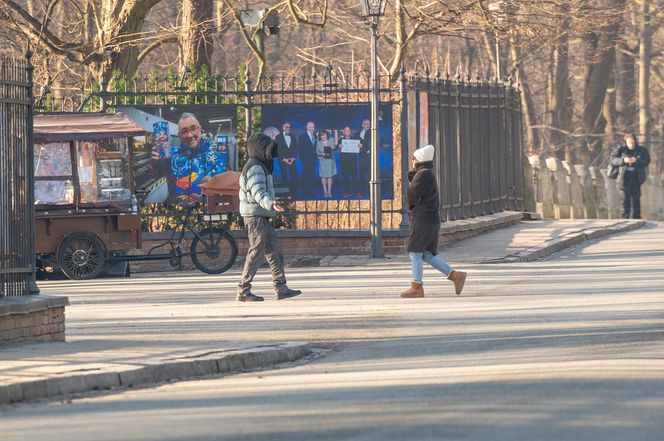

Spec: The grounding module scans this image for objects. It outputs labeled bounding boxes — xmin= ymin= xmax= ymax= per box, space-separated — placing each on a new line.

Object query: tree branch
xmin=137 ymin=37 xmax=178 ymax=63
xmin=286 ymin=0 xmax=328 ymax=27
xmin=0 ymin=0 xmax=87 ymax=62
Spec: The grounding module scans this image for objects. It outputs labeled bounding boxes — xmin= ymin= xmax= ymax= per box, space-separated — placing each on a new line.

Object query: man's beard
xmin=183 ymin=138 xmax=199 ymax=149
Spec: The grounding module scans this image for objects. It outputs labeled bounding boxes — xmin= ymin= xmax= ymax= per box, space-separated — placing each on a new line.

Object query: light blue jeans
xmin=409 ymin=251 xmax=454 ymax=284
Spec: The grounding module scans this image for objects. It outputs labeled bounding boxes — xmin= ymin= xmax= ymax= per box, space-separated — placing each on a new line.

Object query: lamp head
xmin=360 ymin=0 xmax=387 ymax=18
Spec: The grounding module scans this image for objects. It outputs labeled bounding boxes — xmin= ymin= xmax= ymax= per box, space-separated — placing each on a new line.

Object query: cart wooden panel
xmin=36 ymin=213 xmax=141 ymax=254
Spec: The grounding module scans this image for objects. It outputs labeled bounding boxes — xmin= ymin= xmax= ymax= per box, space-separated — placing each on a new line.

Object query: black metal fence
xmin=43 ymin=67 xmax=406 ymax=231
xmin=0 ymin=52 xmax=37 ymax=296
xmin=37 ymin=67 xmax=524 ymax=231
xmin=407 ymin=73 xmax=524 ymax=221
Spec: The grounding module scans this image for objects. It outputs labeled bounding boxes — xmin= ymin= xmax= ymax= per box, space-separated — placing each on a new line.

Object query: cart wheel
xmin=57 ymin=234 xmax=106 ymax=280
xmin=190 ymin=227 xmax=238 ymax=275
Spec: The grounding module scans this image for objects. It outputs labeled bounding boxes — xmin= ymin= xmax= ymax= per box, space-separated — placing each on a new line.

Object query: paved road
xmin=3 ymin=223 xmax=664 ymax=441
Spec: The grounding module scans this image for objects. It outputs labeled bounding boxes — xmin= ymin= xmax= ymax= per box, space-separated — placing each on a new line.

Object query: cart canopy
xmin=199 ymin=171 xmax=240 ymax=196
xmin=34 ymin=113 xmax=145 ymax=142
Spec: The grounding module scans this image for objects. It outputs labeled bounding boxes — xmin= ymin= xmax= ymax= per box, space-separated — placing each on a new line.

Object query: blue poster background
xmin=261 ymin=104 xmax=394 ymax=201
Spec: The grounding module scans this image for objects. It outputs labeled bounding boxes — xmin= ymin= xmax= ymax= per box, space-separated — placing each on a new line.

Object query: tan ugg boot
xmin=400 ymin=282 xmax=425 ymax=298
xmin=448 ymin=270 xmax=467 ymax=295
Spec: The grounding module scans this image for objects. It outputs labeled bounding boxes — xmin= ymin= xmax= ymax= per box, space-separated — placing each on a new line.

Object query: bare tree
xmin=180 ymin=0 xmax=215 ymax=71
xmin=638 ymin=0 xmax=654 ymax=172
xmin=0 ymin=0 xmax=164 ymax=87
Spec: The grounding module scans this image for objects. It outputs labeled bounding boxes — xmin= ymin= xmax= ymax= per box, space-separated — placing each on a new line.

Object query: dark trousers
xmin=359 ymin=156 xmax=370 ymax=196
xmin=238 ymin=217 xmax=286 ymax=294
xmin=280 ymin=160 xmax=298 ymax=192
xmin=340 ymin=153 xmax=358 ymax=195
xmin=300 ymin=158 xmax=317 ymax=196
xmin=621 ymin=186 xmax=642 ymax=219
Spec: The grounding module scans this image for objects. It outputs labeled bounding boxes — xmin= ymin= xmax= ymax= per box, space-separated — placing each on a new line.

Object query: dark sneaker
xmin=276 ymin=287 xmax=302 ymax=300
xmin=237 ymin=293 xmax=264 ymax=302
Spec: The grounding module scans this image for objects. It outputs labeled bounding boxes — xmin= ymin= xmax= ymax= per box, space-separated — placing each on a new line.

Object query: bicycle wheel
xmin=190 ymin=227 xmax=238 ymax=274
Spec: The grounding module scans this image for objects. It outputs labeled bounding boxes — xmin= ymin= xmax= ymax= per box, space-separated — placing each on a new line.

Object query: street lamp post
xmin=488 ymin=0 xmax=508 ymax=81
xmin=360 ymin=0 xmax=387 ymax=258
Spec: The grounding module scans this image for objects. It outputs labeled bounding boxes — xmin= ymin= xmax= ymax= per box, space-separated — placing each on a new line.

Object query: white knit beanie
xmin=413 ymin=144 xmax=434 ymax=163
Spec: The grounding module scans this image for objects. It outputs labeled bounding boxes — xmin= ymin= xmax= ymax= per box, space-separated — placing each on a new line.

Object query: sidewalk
xmin=323 ymin=218 xmax=645 ymax=266
xmin=0 ymin=218 xmax=646 ymax=405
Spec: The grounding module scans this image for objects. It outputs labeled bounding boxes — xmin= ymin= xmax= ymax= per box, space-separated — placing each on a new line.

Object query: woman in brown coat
xmin=401 ymin=145 xmax=467 ymax=298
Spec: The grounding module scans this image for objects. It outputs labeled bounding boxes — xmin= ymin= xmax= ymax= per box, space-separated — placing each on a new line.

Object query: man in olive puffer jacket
xmin=237 ymin=133 xmax=302 ymax=302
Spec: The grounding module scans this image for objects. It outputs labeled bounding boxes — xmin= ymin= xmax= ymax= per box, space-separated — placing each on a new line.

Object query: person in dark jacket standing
xmin=237 ymin=133 xmax=302 ymax=302
xmin=610 ymin=134 xmax=651 ymax=219
xmin=401 ymin=145 xmax=467 ymax=298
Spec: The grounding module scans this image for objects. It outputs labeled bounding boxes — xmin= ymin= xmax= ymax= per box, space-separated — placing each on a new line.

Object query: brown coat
xmin=407 ymin=161 xmax=440 ymax=255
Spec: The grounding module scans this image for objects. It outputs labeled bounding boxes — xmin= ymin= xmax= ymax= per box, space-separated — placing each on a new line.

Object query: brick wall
xmin=0 ymin=306 xmax=65 ymax=344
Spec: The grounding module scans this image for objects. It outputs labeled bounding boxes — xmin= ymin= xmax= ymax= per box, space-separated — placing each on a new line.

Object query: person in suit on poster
xmin=357 ymin=118 xmax=371 ymax=198
xmin=297 ymin=121 xmax=318 ymax=197
xmin=275 ymin=122 xmax=298 ymax=197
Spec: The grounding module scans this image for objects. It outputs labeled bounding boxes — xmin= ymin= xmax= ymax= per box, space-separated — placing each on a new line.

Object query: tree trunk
xmin=483 ymin=31 xmax=504 ymax=80
xmin=387 ymin=0 xmax=407 ymax=81
xmin=510 ymin=43 xmax=539 ymax=154
xmin=180 ymin=0 xmax=214 ymax=72
xmin=94 ymin=0 xmax=162 ymax=90
xmin=615 ymin=39 xmax=636 ymax=134
xmin=604 ymin=73 xmax=618 ymax=151
xmin=578 ymin=2 xmax=624 ymax=164
xmin=638 ymin=0 xmax=654 ymax=173
xmin=543 ymin=46 xmax=554 ymax=155
xmin=549 ymin=12 xmax=572 ymax=160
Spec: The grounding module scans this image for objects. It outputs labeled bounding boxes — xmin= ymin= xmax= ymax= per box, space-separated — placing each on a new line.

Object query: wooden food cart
xmin=34 ymin=113 xmax=144 ymax=280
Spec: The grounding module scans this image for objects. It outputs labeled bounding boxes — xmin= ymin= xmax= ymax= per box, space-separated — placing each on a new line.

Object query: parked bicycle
xmin=109 ymin=201 xmax=238 ymax=275
xmin=54 ymin=195 xmax=239 ymax=280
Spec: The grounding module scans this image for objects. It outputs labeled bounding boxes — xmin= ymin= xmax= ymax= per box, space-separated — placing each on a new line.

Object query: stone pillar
xmin=641 ymin=176 xmax=653 ymax=219
xmin=563 ymin=161 xmax=584 ymax=219
xmin=546 ymin=157 xmax=571 ymax=218
xmin=652 ymin=174 xmax=664 ymax=220
xmin=603 ymin=168 xmax=621 ymax=218
xmin=528 ymin=155 xmax=554 ymax=218
xmin=523 ymin=156 xmax=537 ymax=213
xmin=575 ymin=164 xmax=597 ymax=219
xmin=639 ymin=175 xmax=664 ymax=220
xmin=588 ymin=166 xmax=608 ymax=219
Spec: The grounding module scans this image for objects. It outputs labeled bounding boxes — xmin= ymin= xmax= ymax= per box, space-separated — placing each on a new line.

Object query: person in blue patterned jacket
xmin=170 ymin=113 xmax=226 ymax=204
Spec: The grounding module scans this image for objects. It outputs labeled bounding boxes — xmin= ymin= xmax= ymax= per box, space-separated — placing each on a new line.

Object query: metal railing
xmin=0 ymin=51 xmax=38 ymax=296
xmin=36 ymin=67 xmax=524 ymax=232
xmin=407 ymin=72 xmax=524 ymax=220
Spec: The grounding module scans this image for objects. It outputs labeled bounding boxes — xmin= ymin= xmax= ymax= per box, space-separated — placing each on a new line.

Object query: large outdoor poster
xmin=261 ymin=104 xmax=394 ymax=201
xmin=119 ymin=105 xmax=238 ymax=204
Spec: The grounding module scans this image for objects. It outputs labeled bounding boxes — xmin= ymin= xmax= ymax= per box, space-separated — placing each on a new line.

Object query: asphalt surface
xmin=2 ymin=223 xmax=663 ymax=441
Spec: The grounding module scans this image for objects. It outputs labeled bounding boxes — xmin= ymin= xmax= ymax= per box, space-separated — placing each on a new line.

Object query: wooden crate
xmin=204 ymin=194 xmax=239 ymax=214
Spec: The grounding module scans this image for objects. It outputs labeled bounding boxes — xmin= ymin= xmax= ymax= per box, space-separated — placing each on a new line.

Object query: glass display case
xmin=34 ymin=142 xmax=75 ymax=205
xmin=34 ymin=138 xmax=132 ymax=208
xmin=76 ymin=139 xmax=131 ymax=204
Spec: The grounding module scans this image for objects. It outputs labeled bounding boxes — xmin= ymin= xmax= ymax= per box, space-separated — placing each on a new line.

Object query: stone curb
xmin=485 ymin=220 xmax=646 ymax=263
xmin=0 ymin=342 xmax=311 ymax=405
